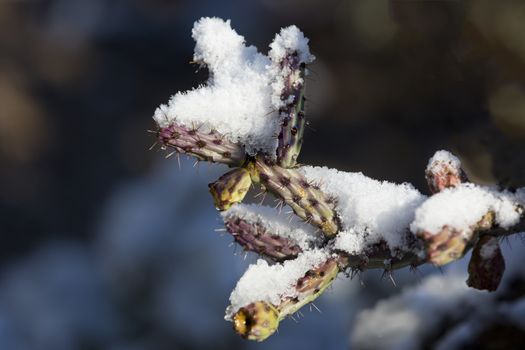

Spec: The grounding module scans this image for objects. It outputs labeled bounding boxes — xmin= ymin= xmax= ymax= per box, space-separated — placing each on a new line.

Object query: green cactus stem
xmin=467 ymin=235 xmax=505 ymax=291
xmin=158 ymin=123 xmax=246 ymax=167
xmin=253 ymin=157 xmax=340 ymax=237
xmin=276 ymin=53 xmax=307 ymax=168
xmin=223 ymin=215 xmax=303 ymax=262
xmin=209 ymin=168 xmax=252 ymax=211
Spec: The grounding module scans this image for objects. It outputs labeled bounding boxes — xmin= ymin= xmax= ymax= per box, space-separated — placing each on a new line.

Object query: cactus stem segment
xmin=253 ymin=157 xmax=340 ymax=237
xmin=158 ymin=123 xmax=246 ymax=167
xmin=209 ymin=168 xmax=252 ymax=211
xmin=224 ymin=216 xmax=303 ymax=261
xmin=276 ymin=53 xmax=308 ymax=168
xmin=232 ymin=258 xmax=340 ymax=341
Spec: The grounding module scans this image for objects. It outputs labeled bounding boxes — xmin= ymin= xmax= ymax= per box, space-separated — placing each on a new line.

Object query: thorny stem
xmin=253 ymin=156 xmax=341 ymax=237
xmin=276 ymin=53 xmax=307 ymax=168
xmin=158 ymin=124 xmax=246 ymax=167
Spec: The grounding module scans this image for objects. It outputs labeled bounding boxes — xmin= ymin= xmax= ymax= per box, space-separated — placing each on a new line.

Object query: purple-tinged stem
xmin=158 ymin=123 xmax=246 ymax=167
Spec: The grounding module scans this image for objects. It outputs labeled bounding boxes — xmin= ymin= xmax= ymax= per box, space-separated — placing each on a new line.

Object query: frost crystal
xmin=153 ymin=17 xmax=314 ymax=157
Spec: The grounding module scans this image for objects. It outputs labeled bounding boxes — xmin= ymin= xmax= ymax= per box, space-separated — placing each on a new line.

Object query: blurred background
xmin=1 ymin=0 xmax=524 ymax=349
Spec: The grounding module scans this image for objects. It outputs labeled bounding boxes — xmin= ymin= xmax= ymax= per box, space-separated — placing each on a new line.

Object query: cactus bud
xmin=209 ymin=168 xmax=252 ymax=210
xmin=425 ymin=150 xmax=468 ymax=194
xmin=233 ymin=301 xmax=279 ymax=341
xmin=419 ymin=227 xmax=471 ymax=266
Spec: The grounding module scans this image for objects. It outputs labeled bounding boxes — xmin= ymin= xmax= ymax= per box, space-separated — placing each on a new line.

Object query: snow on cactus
xmin=154 ymin=17 xmax=314 ymax=159
xmin=151 ymin=17 xmax=525 ymax=342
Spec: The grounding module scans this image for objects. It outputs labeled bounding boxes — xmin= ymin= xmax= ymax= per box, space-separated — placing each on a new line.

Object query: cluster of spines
xmin=275 ymin=52 xmax=307 ymax=168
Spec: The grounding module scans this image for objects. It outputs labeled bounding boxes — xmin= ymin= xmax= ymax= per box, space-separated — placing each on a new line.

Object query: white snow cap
xmin=300 ymin=166 xmax=426 ymax=255
xmin=153 ymin=17 xmax=314 ymax=156
xmin=426 ymin=150 xmax=462 ymax=174
xmin=221 ymin=203 xmax=320 ymax=250
xmin=411 ymin=183 xmax=522 ymax=235
xmin=226 ymin=249 xmax=329 ymax=319
xmin=268 ymin=25 xmax=315 ymax=64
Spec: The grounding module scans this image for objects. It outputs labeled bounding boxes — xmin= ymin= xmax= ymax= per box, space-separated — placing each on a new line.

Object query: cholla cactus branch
xmin=150 ymin=17 xmax=525 ymax=342
xmin=158 ymin=124 xmax=246 ymax=167
xmin=253 ymin=157 xmax=341 ymax=237
xmin=270 ymin=24 xmax=314 ymax=167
